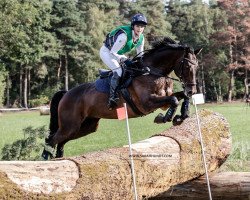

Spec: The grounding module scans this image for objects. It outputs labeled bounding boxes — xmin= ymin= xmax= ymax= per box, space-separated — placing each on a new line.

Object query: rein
xmin=131 ymin=51 xmax=182 ymax=83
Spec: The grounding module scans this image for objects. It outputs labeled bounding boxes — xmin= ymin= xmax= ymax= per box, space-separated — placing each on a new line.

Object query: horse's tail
xmin=49 ymin=90 xmax=67 ymax=136
xmin=42 ymin=90 xmax=67 ymax=159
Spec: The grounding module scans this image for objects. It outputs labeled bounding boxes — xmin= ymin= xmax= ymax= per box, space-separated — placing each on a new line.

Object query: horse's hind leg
xmin=55 ymin=140 xmax=69 ymax=158
xmin=42 ymin=134 xmax=57 ymax=160
xmin=78 ymin=117 xmax=100 ymax=137
xmin=54 ymin=117 xmax=100 ymax=158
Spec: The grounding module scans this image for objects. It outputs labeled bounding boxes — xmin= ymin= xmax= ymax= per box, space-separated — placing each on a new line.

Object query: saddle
xmin=95 ymin=59 xmax=149 ymax=115
xmin=96 ymin=59 xmax=149 ymax=92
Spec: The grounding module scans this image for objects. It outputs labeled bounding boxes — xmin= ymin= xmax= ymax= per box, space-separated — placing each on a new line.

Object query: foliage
xmin=0 ymin=0 xmax=249 ymax=105
xmin=29 ymin=96 xmax=49 ymax=107
xmin=1 ymin=126 xmax=47 ymax=161
xmin=166 ymin=0 xmax=214 ymax=47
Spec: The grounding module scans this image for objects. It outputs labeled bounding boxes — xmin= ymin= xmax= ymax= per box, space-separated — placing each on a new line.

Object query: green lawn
xmin=0 ymin=111 xmax=49 ymax=151
xmin=0 ymin=102 xmax=249 ymax=170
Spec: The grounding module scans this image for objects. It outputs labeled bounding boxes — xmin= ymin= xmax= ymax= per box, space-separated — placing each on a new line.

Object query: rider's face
xmin=133 ymin=24 xmax=145 ymax=36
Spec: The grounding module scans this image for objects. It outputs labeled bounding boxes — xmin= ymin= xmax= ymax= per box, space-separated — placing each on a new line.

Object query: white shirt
xmin=110 ymin=32 xmax=144 ymax=62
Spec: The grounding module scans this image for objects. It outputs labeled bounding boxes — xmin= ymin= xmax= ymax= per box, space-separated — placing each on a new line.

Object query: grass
xmin=198 ymin=102 xmax=250 ymax=171
xmin=0 ymin=111 xmax=49 ymax=150
xmin=0 ymin=102 xmax=249 ymax=170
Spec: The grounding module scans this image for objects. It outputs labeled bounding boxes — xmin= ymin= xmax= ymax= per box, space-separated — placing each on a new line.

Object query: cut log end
xmin=39 ymin=106 xmax=50 ymax=115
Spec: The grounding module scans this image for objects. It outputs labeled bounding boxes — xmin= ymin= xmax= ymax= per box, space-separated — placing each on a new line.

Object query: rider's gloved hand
xmin=119 ymin=56 xmax=127 ymax=63
xmin=123 ymin=58 xmax=133 ymax=67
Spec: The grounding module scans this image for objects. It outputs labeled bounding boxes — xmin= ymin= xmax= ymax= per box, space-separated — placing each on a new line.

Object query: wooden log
xmin=150 ymin=172 xmax=250 ymax=200
xmin=0 ymin=108 xmax=28 ymax=112
xmin=0 ymin=109 xmax=232 ymax=199
xmin=39 ymin=106 xmax=50 ymax=115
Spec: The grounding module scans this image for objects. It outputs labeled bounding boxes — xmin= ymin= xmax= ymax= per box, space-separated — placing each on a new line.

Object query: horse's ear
xmin=194 ymin=48 xmax=202 ymax=55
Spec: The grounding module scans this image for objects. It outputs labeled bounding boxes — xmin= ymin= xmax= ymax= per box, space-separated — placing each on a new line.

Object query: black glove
xmin=124 ymin=58 xmax=133 ymax=67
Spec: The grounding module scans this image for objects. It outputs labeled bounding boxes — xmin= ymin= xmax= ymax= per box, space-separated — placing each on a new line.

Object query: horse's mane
xmin=153 ymin=37 xmax=187 ymax=50
xmin=132 ymin=37 xmax=190 ymax=62
xmin=152 ymin=37 xmax=180 ymax=48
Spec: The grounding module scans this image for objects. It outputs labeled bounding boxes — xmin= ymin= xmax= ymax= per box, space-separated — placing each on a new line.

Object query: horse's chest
xmin=153 ymin=78 xmax=173 ymax=96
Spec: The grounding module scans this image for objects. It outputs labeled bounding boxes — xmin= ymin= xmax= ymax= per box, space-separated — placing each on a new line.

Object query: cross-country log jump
xmin=1 ymin=110 xmax=248 ymax=200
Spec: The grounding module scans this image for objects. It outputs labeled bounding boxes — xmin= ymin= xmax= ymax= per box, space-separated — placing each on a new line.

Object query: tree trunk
xmin=151 ymin=172 xmax=250 ymax=200
xmin=6 ymin=74 xmax=10 ymax=107
xmin=201 ymin=58 xmax=206 ymax=98
xmin=57 ymin=56 xmax=62 ymax=86
xmin=65 ymin=52 xmax=69 ymax=91
xmin=212 ymin=77 xmax=218 ymax=102
xmin=23 ymin=67 xmax=28 ymax=108
xmin=197 ymin=54 xmax=206 ymax=96
xmin=228 ymin=69 xmax=235 ymax=102
xmin=244 ymin=68 xmax=249 ymax=99
xmin=218 ymin=81 xmax=223 ymax=102
xmin=28 ymin=68 xmax=31 ymax=105
xmin=0 ymin=110 xmax=232 ymax=199
xmin=19 ymin=68 xmax=23 ymax=107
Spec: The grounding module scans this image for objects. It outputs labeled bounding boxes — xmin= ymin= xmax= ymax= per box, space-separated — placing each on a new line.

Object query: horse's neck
xmin=143 ymin=50 xmax=183 ymax=75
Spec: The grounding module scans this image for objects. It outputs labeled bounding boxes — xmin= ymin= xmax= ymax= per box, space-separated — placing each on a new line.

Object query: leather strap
xmin=120 ymin=88 xmax=144 ymax=116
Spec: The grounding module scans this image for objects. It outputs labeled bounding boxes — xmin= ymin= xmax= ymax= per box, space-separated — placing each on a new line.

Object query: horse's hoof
xmin=154 ymin=113 xmax=165 ymax=124
xmin=173 ymin=115 xmax=183 ymax=126
xmin=41 ymin=150 xmax=51 ymax=160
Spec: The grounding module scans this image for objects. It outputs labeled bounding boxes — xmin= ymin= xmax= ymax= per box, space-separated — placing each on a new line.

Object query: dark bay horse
xmin=42 ymin=37 xmax=202 ymax=159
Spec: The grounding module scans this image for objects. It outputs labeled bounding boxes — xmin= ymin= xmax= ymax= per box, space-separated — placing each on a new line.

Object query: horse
xmin=42 ymin=37 xmax=202 ymax=159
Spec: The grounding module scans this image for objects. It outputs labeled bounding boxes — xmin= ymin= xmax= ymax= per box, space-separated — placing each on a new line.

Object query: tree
xmin=0 ymin=0 xmax=54 ymax=107
xmin=215 ymin=0 xmax=250 ymax=101
xmin=76 ymin=0 xmax=120 ymax=82
xmin=166 ymin=0 xmax=216 ymax=100
xmin=50 ymin=0 xmax=85 ymax=90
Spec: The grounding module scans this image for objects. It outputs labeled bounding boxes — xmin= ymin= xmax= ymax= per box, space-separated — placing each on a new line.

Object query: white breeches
xmin=99 ymin=45 xmax=123 ymax=77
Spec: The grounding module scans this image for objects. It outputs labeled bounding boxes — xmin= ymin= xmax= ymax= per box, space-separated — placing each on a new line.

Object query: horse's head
xmin=140 ymin=37 xmax=202 ymax=97
xmin=174 ymin=47 xmax=202 ymax=97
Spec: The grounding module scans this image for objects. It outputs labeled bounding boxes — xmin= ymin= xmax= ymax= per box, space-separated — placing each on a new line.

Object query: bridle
xmin=174 ymin=50 xmax=198 ymax=88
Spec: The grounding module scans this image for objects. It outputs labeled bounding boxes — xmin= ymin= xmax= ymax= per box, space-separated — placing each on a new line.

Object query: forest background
xmin=0 ymin=0 xmax=249 ymax=108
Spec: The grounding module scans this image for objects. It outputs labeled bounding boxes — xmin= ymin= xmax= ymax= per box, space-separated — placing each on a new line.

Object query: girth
xmin=120 ymin=88 xmax=145 ymax=116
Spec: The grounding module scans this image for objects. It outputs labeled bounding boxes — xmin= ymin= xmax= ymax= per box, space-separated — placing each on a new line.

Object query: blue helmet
xmin=131 ymin=13 xmax=147 ymax=27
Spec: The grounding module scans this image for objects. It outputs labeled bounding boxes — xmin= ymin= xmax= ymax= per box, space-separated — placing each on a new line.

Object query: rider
xmin=100 ymin=13 xmax=147 ymax=110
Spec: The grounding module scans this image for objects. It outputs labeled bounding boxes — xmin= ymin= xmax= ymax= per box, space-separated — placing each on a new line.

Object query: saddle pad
xmin=95 ymin=77 xmax=110 ymax=93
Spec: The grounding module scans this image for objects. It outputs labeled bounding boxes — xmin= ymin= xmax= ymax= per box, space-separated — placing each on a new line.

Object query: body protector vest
xmin=104 ymin=25 xmax=144 ymax=55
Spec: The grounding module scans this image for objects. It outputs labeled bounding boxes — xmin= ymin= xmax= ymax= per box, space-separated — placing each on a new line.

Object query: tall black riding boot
xmin=108 ymin=72 xmax=121 ymax=110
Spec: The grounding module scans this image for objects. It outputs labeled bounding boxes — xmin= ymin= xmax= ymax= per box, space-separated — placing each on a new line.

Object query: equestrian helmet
xmin=131 ymin=13 xmax=147 ymax=27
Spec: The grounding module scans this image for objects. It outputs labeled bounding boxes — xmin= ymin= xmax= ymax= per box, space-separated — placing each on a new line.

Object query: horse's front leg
xmin=153 ymin=91 xmax=190 ymax=125
xmin=153 ymin=96 xmax=179 ymax=124
xmin=172 ymin=91 xmax=190 ymax=125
